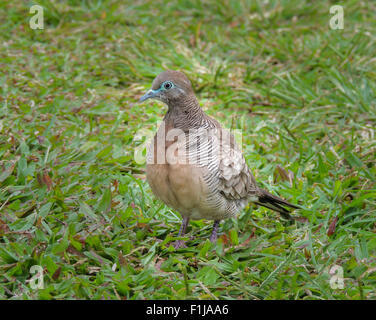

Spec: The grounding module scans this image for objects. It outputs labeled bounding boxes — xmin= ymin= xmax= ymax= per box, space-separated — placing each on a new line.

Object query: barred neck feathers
xmin=164 ymin=94 xmax=218 ymax=131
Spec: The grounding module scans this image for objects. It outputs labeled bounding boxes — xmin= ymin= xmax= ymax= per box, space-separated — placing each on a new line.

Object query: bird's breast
xmin=146 ymin=162 xmax=208 ymax=216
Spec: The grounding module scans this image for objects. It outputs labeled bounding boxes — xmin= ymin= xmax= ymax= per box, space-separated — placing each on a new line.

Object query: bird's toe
xmin=173 ymin=240 xmax=187 ymax=249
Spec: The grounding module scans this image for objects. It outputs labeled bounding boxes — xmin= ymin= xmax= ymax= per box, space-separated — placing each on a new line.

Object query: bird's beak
xmin=139 ymin=89 xmax=158 ymax=102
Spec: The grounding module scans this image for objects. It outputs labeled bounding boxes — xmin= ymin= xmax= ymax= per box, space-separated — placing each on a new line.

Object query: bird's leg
xmin=174 ymin=216 xmax=190 ymax=249
xmin=209 ymin=220 xmax=220 ymax=243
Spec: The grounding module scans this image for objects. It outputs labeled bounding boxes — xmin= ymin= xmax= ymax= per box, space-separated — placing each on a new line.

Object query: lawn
xmin=0 ymin=0 xmax=375 ymax=300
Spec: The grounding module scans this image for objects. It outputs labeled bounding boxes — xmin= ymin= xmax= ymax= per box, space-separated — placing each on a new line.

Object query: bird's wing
xmin=216 ymin=130 xmax=298 ymax=218
xmin=181 ymin=124 xmax=298 ymax=217
xmin=216 ymin=129 xmax=259 ymax=201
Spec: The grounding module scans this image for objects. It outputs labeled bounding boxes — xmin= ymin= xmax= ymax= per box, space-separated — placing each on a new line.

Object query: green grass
xmin=0 ymin=0 xmax=375 ymax=300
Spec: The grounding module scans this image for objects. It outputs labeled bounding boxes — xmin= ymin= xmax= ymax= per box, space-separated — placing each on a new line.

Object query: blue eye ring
xmin=163 ymin=81 xmax=173 ymax=90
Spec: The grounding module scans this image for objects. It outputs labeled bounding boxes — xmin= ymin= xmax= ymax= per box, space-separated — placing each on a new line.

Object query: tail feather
xmin=256 ymin=189 xmax=299 ymax=220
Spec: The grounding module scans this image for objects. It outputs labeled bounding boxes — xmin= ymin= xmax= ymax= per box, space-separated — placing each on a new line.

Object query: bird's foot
xmin=209 ymin=220 xmax=220 ymax=244
xmin=173 ymin=240 xmax=187 ymax=249
xmin=209 ymin=233 xmax=218 ymax=244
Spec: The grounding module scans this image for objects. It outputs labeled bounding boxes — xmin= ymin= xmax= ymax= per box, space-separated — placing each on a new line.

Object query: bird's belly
xmin=146 ymin=163 xmax=202 ymax=215
xmin=146 ymin=163 xmax=216 ymax=219
xmin=146 ymin=163 xmax=237 ymax=220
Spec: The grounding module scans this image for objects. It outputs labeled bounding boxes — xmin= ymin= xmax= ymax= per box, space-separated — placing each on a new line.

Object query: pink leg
xmin=209 ymin=220 xmax=220 ymax=243
xmin=174 ymin=216 xmax=190 ymax=249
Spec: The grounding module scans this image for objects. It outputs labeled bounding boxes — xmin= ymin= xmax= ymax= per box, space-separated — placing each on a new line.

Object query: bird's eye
xmin=163 ymin=81 xmax=173 ymax=90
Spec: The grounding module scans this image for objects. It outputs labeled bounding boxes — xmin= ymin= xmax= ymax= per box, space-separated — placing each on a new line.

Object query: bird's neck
xmin=164 ymin=95 xmax=206 ymax=130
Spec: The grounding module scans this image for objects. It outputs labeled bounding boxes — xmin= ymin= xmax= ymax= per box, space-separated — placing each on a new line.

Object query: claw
xmin=173 ymin=240 xmax=187 ymax=249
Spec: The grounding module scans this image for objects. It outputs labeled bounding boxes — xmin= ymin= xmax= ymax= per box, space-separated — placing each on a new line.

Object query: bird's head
xmin=139 ymin=70 xmax=194 ymax=105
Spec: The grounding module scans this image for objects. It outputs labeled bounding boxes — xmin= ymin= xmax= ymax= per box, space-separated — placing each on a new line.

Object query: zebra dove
xmin=139 ymin=70 xmax=298 ymax=249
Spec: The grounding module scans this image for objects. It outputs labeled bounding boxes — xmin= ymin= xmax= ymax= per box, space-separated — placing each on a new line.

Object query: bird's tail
xmin=255 ymin=189 xmax=299 ymax=220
